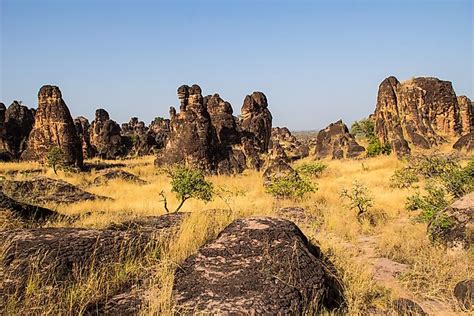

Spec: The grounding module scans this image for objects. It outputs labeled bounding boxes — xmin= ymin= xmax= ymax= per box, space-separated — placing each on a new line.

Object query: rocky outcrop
xmin=457 ymin=96 xmax=473 ymax=135
xmin=0 ymin=103 xmax=10 ymax=161
xmin=21 ymin=86 xmax=83 ymax=168
xmin=0 ymin=192 xmax=61 ymax=222
xmin=428 ymin=192 xmax=473 ymax=249
xmin=155 ymin=84 xmax=273 ymax=174
xmin=453 ymin=132 xmax=474 ymax=152
xmin=172 ymin=217 xmax=345 ymax=314
xmin=90 ymin=109 xmax=127 ymax=159
xmin=121 ymin=117 xmax=169 ymax=156
xmin=74 ymin=116 xmax=94 ymax=159
xmin=262 ymin=158 xmax=298 ymax=188
xmin=0 ymin=177 xmax=108 ymax=205
xmin=391 ymin=298 xmax=427 ymax=315
xmin=148 ymin=117 xmax=170 ymax=150
xmin=315 ymin=120 xmax=365 ymax=159
xmin=3 ymin=101 xmax=35 ymax=158
xmin=270 ymin=127 xmax=309 ymax=161
xmin=454 ymin=279 xmax=473 ymax=311
xmin=374 ymin=76 xmax=462 ymax=156
xmin=93 ymin=170 xmax=146 ymax=185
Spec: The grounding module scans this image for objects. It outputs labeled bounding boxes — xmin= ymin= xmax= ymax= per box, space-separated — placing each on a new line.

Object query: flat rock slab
xmin=108 ymin=212 xmax=188 ymax=235
xmin=0 ymin=192 xmax=61 ymax=222
xmin=172 ymin=216 xmax=345 ymax=314
xmin=0 ymin=176 xmax=109 ymax=204
xmin=93 ymin=170 xmax=147 ymax=185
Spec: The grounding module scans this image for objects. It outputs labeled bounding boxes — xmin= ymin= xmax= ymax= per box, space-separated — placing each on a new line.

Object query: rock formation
xmin=21 ymin=86 xmax=83 ymax=168
xmin=121 ymin=117 xmax=169 ymax=156
xmin=314 ymin=120 xmax=365 ymax=159
xmin=270 ymin=127 xmax=309 ymax=161
xmin=453 ymin=132 xmax=474 ymax=152
xmin=172 ymin=217 xmax=345 ymax=314
xmin=3 ymin=101 xmax=35 ymax=158
xmin=0 ymin=191 xmax=61 ymax=222
xmin=457 ymin=96 xmax=473 ymax=135
xmin=0 ymin=103 xmax=10 ymax=161
xmin=74 ymin=116 xmax=94 ymax=158
xmin=374 ymin=76 xmax=463 ymax=156
xmin=93 ymin=170 xmax=146 ymax=185
xmin=90 ymin=109 xmax=127 ymax=159
xmin=155 ymin=84 xmax=273 ymax=174
xmin=428 ymin=191 xmax=473 ymax=249
xmin=148 ymin=117 xmax=170 ymax=150
xmin=262 ymin=158 xmax=298 ymax=188
xmin=454 ymin=279 xmax=473 ymax=311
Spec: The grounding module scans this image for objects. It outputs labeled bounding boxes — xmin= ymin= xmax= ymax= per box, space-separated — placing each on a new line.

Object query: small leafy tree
xmin=350 ymin=118 xmax=375 ymax=138
xmin=406 ymin=183 xmax=449 ymax=222
xmin=366 ymin=137 xmax=392 ymax=157
xmin=295 ymin=162 xmax=327 ymax=178
xmin=159 ymin=166 xmax=214 ymax=213
xmin=340 ymin=181 xmax=374 ymax=219
xmin=266 ymin=173 xmax=314 ymax=200
xmin=46 ymin=146 xmax=65 ymax=175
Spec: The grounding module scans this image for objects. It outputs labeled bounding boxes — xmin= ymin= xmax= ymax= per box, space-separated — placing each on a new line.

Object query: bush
xmin=410 ymin=153 xmax=460 ymax=178
xmin=295 ymin=162 xmax=327 ymax=178
xmin=340 ymin=180 xmax=374 ymax=219
xmin=366 ymin=137 xmax=391 ymax=157
xmin=46 ymin=146 xmax=65 ymax=175
xmin=266 ymin=173 xmax=314 ymax=200
xmin=350 ymin=118 xmax=375 ymax=138
xmin=406 ymin=183 xmax=449 ymax=222
xmin=390 ymin=168 xmax=419 ymax=189
xmin=160 ymin=166 xmax=214 ymax=213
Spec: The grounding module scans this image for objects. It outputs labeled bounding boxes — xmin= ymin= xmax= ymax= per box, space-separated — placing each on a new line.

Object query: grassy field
xmin=1 ymin=153 xmax=473 ymax=315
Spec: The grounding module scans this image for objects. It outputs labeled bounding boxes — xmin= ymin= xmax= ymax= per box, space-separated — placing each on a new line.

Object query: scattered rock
xmin=108 ymin=212 xmax=188 ymax=237
xmin=314 ymin=120 xmax=365 ymax=159
xmin=74 ymin=116 xmax=94 ymax=158
xmin=428 ymin=191 xmax=473 ymax=249
xmin=93 ymin=170 xmax=147 ymax=185
xmin=454 ymin=279 xmax=473 ymax=311
xmin=373 ymin=76 xmax=463 ymax=156
xmin=453 ymin=132 xmax=474 ymax=153
xmin=262 ymin=158 xmax=298 ymax=188
xmin=172 ymin=217 xmax=345 ymax=314
xmin=0 ymin=177 xmax=108 ymax=205
xmin=0 ymin=192 xmax=61 ymax=222
xmin=21 ymin=86 xmax=83 ymax=168
xmin=391 ymin=298 xmax=427 ymax=316
xmin=270 ymin=127 xmax=309 ymax=161
xmin=90 ymin=108 xmax=127 ymax=159
xmin=278 ymin=206 xmax=313 ymax=223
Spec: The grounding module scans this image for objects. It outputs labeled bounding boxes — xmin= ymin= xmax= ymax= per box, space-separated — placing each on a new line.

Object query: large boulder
xmin=20 ymin=86 xmax=83 ymax=167
xmin=270 ymin=127 xmax=309 ymax=161
xmin=428 ymin=192 xmax=474 ymax=249
xmin=262 ymin=158 xmax=298 ymax=188
xmin=172 ymin=217 xmax=345 ymax=314
xmin=453 ymin=132 xmax=474 ymax=153
xmin=315 ymin=120 xmax=365 ymax=159
xmin=74 ymin=116 xmax=94 ymax=158
xmin=457 ymin=96 xmax=473 ymax=135
xmin=454 ymin=279 xmax=473 ymax=311
xmin=374 ymin=76 xmax=462 ymax=156
xmin=90 ymin=108 xmax=127 ymax=159
xmin=0 ymin=192 xmax=61 ymax=222
xmin=3 ymin=101 xmax=35 ymax=158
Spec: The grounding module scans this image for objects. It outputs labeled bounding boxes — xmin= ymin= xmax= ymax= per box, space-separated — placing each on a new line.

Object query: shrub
xmin=366 ymin=137 xmax=391 ymax=157
xmin=410 ymin=153 xmax=459 ymax=178
xmin=340 ymin=181 xmax=374 ymax=219
xmin=266 ymin=173 xmax=314 ymax=200
xmin=390 ymin=168 xmax=419 ymax=189
xmin=46 ymin=146 xmax=65 ymax=175
xmin=405 ymin=183 xmax=449 ymax=222
xmin=160 ymin=166 xmax=214 ymax=213
xmin=295 ymin=162 xmax=327 ymax=178
xmin=350 ymin=118 xmax=375 ymax=138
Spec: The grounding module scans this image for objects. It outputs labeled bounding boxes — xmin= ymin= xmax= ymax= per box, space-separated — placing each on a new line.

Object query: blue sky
xmin=1 ymin=0 xmax=472 ymax=130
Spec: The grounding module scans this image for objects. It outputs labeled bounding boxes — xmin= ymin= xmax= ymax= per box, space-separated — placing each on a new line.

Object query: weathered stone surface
xmin=21 ymin=86 xmax=83 ymax=167
xmin=0 ymin=192 xmax=60 ymax=222
xmin=93 ymin=170 xmax=146 ymax=185
xmin=262 ymin=158 xmax=298 ymax=188
xmin=74 ymin=116 xmax=94 ymax=159
xmin=374 ymin=76 xmax=462 ymax=156
xmin=0 ymin=177 xmax=108 ymax=205
xmin=457 ymin=96 xmax=473 ymax=135
xmin=391 ymin=298 xmax=427 ymax=315
xmin=315 ymin=120 xmax=365 ymax=159
xmin=3 ymin=101 xmax=35 ymax=158
xmin=428 ymin=192 xmax=474 ymax=249
xmin=108 ymin=212 xmax=188 ymax=237
xmin=121 ymin=116 xmax=170 ymax=156
xmin=240 ymin=92 xmax=272 ymax=153
xmin=90 ymin=108 xmax=127 ymax=159
xmin=172 ymin=217 xmax=345 ymax=314
xmin=453 ymin=132 xmax=474 ymax=153
xmin=155 ymin=85 xmax=272 ymax=174
xmin=0 ymin=103 xmax=10 ymax=161
xmin=148 ymin=117 xmax=170 ymax=151
xmin=270 ymin=127 xmax=309 ymax=161
xmin=454 ymin=279 xmax=473 ymax=311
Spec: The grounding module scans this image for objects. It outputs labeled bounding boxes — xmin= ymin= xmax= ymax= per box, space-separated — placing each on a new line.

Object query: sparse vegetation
xmin=266 ymin=173 xmax=315 ymax=200
xmin=295 ymin=161 xmax=327 ymax=178
xmin=340 ymin=180 xmax=374 ymax=219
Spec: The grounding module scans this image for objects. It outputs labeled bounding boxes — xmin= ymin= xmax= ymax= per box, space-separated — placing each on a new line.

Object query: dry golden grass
xmin=1 ymin=153 xmax=472 ymax=315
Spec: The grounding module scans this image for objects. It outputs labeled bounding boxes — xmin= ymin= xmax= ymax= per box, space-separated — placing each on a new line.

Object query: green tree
xmin=350 ymin=118 xmax=375 ymax=138
xmin=46 ymin=146 xmax=65 ymax=175
xmin=266 ymin=173 xmax=315 ymax=200
xmin=159 ymin=166 xmax=214 ymax=213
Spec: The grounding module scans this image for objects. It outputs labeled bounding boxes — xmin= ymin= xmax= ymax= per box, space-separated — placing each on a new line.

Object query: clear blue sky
xmin=1 ymin=0 xmax=472 ymax=130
